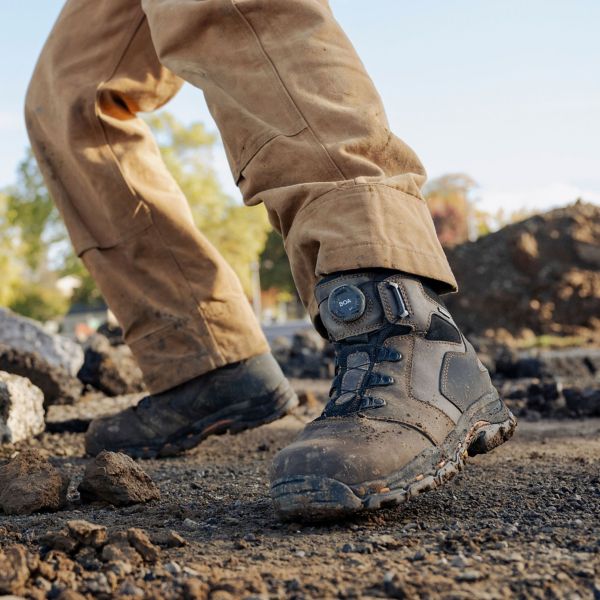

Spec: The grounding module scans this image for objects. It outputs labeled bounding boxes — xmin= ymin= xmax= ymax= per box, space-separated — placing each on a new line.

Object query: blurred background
xmin=1 ymin=1 xmax=599 ymax=349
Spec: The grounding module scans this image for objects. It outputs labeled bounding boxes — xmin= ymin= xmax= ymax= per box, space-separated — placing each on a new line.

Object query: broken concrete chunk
xmin=0 ymin=346 xmax=82 ymax=405
xmin=0 ymin=371 xmax=45 ymax=444
xmin=78 ymin=334 xmax=145 ymax=396
xmin=0 ymin=308 xmax=83 ymax=376
xmin=66 ymin=520 xmax=108 ymax=548
xmin=78 ymin=451 xmax=160 ymax=506
xmin=0 ymin=544 xmax=30 ymax=595
xmin=0 ymin=448 xmax=68 ymax=515
xmin=127 ymin=528 xmax=160 ymax=563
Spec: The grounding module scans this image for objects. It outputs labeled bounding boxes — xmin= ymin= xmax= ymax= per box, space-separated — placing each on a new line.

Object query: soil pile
xmin=445 ymin=201 xmax=600 ymax=342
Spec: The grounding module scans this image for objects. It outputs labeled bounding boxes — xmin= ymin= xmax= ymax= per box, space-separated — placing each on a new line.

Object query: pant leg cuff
xmin=129 ymin=318 xmax=269 ymax=394
xmin=283 ymin=182 xmax=457 ymax=319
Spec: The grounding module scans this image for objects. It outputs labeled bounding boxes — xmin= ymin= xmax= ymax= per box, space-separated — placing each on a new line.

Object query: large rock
xmin=78 ymin=451 xmax=160 ymax=506
xmin=0 ymin=308 xmax=83 ymax=376
xmin=271 ymin=328 xmax=332 ymax=379
xmin=0 ymin=345 xmax=82 ymax=405
xmin=0 ymin=371 xmax=45 ymax=444
xmin=0 ymin=448 xmax=68 ymax=515
xmin=78 ymin=335 xmax=145 ymax=396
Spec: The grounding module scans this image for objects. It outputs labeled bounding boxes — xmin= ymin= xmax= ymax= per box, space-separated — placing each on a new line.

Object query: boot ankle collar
xmin=314 ymin=272 xmax=407 ymax=341
xmin=315 ymin=272 xmax=451 ymax=342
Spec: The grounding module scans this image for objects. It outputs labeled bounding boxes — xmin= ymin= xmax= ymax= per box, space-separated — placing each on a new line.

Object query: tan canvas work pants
xmin=26 ymin=0 xmax=456 ymax=394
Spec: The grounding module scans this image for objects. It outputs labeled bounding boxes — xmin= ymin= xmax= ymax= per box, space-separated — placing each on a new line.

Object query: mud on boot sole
xmin=121 ymin=381 xmax=298 ymax=459
xmin=271 ymin=398 xmax=517 ymax=521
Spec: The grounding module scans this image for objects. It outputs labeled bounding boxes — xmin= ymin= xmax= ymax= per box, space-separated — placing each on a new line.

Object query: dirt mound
xmin=445 ymin=201 xmax=600 ymax=343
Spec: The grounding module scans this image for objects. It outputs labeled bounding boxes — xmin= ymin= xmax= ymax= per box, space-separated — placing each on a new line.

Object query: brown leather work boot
xmin=270 ymin=271 xmax=516 ymax=519
xmin=85 ymin=353 xmax=298 ymax=458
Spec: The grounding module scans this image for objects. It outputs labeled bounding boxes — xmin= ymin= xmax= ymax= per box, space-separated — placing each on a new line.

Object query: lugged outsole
xmin=271 ymin=406 xmax=517 ymax=521
xmin=115 ymin=382 xmax=298 ymax=459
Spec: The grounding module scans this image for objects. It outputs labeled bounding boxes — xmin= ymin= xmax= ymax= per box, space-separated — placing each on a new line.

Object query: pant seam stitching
xmin=229 ymin=0 xmax=346 ymax=181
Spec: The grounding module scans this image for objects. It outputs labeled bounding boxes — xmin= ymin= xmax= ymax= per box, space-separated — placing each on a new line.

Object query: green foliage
xmin=259 ymin=229 xmax=295 ymax=294
xmin=5 ymin=149 xmax=67 ymax=270
xmin=0 ymin=192 xmax=25 ymax=307
xmin=8 ymin=282 xmax=69 ymax=322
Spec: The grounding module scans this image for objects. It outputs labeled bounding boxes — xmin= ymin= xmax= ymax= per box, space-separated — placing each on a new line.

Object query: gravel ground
xmin=0 ymin=381 xmax=599 ymax=599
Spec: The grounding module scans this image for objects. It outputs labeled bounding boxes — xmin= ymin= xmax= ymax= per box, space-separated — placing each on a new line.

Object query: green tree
xmin=0 ymin=192 xmax=25 ymax=307
xmin=5 ymin=149 xmax=67 ymax=271
xmin=259 ymin=229 xmax=295 ymax=294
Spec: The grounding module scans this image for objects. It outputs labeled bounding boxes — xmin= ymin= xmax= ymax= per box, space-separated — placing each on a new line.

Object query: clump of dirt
xmin=0 ymin=448 xmax=68 ymax=515
xmin=78 ymin=451 xmax=161 ymax=506
xmin=445 ymin=201 xmax=600 ymax=343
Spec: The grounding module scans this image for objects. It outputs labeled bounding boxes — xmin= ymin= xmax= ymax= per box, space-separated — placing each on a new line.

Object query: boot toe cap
xmin=270 ymin=416 xmax=433 ymax=487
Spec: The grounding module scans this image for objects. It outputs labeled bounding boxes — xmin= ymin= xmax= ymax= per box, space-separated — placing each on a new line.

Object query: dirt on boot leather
xmin=85 ymin=353 xmax=298 ymax=458
xmin=270 ymin=271 xmax=517 ymax=519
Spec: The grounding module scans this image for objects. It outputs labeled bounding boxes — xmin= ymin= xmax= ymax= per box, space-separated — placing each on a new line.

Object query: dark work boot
xmin=85 ymin=353 xmax=298 ymax=458
xmin=270 ymin=271 xmax=516 ymax=519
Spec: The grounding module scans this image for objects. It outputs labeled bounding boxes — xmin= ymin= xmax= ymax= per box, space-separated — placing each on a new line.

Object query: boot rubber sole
xmin=114 ymin=380 xmax=298 ymax=459
xmin=271 ymin=394 xmax=516 ymax=520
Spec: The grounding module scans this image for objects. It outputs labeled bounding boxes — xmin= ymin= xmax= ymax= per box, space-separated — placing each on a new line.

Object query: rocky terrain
xmin=0 ymin=202 xmax=598 ymax=598
xmin=0 ymin=390 xmax=598 ymax=599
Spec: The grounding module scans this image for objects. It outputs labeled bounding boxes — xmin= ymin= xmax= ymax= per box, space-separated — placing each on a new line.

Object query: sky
xmin=1 ymin=1 xmax=599 ymax=215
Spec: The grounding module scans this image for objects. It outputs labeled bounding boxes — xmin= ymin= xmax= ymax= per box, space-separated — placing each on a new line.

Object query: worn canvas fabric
xmin=26 ymin=0 xmax=456 ymax=393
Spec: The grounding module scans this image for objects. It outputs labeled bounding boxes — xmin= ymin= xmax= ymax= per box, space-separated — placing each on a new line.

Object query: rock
xmin=564 ymin=388 xmax=600 ymax=416
xmin=78 ymin=451 xmax=160 ymax=506
xmin=164 ymin=561 xmax=182 ymax=575
xmin=456 ymin=570 xmax=484 ymax=582
xmin=182 ymin=518 xmax=199 ymax=529
xmin=39 ymin=530 xmax=79 ymax=555
xmin=73 ymin=546 xmax=101 ymax=571
xmin=183 ymin=579 xmax=210 ymax=600
xmin=57 ymin=590 xmax=87 ymax=600
xmin=118 ymin=581 xmax=145 ymax=597
xmin=77 ymin=334 xmax=144 ymax=396
xmin=66 ymin=520 xmax=107 ymax=548
xmin=96 ymin=322 xmax=124 ymax=346
xmin=0 ymin=346 xmax=82 ymax=406
xmin=0 ymin=371 xmax=45 ymax=443
xmin=0 ymin=308 xmax=83 ymax=376
xmin=273 ymin=328 xmax=332 ymax=379
xmin=0 ymin=545 xmax=30 ymax=595
xmin=152 ymin=530 xmax=187 ymax=548
xmin=127 ymin=528 xmax=160 ymax=563
xmin=0 ymin=449 xmax=68 ymax=515
xmin=101 ymin=543 xmax=142 ymax=566
xmin=383 ymin=571 xmax=410 ymax=599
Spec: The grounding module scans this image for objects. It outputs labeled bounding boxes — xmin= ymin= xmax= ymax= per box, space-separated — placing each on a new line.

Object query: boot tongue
xmin=315 ymin=272 xmax=411 ymax=342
